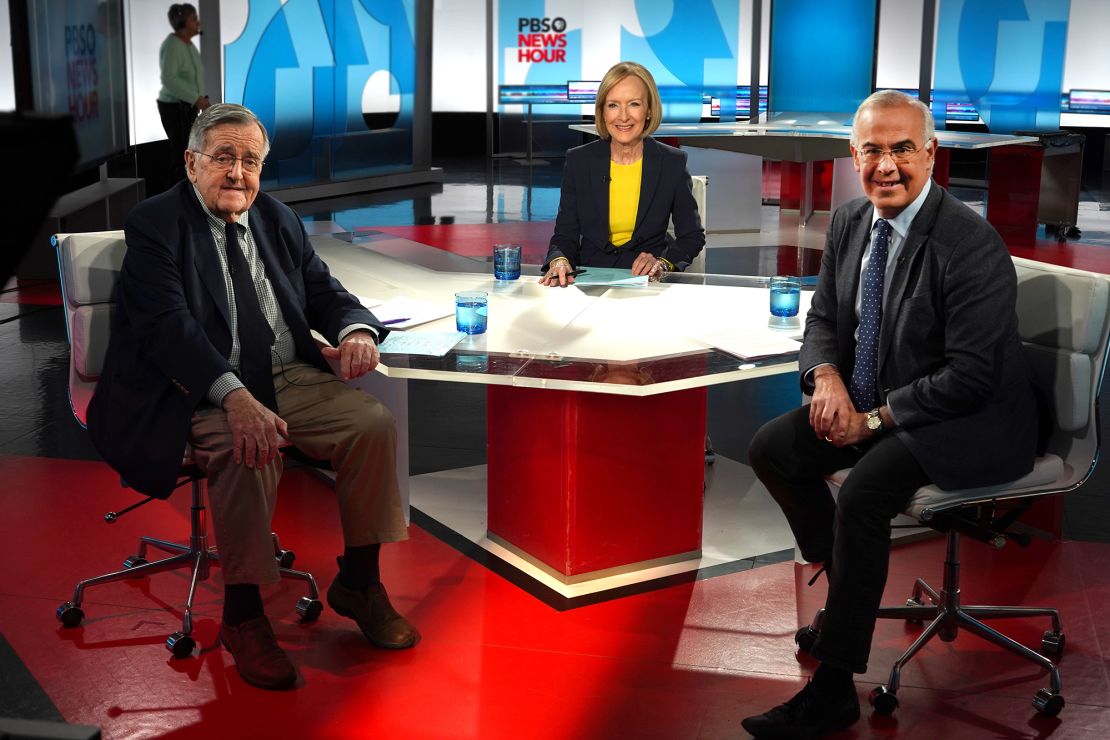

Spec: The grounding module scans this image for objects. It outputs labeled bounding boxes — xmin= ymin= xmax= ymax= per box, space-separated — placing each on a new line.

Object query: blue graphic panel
xmin=224 ymin=0 xmax=416 ymax=188
xmin=498 ymin=1 xmax=582 ymax=115
xmin=933 ymin=0 xmax=1069 ymax=132
xmin=620 ymin=0 xmax=738 ymax=122
xmin=496 ymin=1 xmax=742 ymax=123
xmin=770 ymin=0 xmax=877 ymax=114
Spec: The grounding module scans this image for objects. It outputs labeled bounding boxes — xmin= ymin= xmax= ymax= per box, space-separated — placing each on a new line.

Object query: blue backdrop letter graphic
xmin=933 ymin=0 xmax=1069 ymax=132
xmin=224 ymin=0 xmax=416 ymax=187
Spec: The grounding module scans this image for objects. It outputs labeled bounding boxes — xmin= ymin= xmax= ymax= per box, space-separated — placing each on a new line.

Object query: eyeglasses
xmin=191 ymin=150 xmax=263 ymax=173
xmin=855 ymin=141 xmax=932 ymax=164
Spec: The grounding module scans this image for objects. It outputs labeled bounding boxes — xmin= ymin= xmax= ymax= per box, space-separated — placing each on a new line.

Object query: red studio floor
xmin=2 ymin=453 xmax=1110 ymax=739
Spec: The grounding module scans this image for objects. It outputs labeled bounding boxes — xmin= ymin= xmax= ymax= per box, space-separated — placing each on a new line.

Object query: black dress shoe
xmin=741 ymin=680 xmax=859 ymax=738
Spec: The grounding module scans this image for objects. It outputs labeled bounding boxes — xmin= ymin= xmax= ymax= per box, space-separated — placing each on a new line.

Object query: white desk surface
xmin=569 ymin=122 xmax=1037 ymax=150
xmin=313 ymin=234 xmax=808 ymax=396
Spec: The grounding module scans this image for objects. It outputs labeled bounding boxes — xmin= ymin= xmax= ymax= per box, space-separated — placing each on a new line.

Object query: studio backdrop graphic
xmin=933 ymin=0 xmax=1070 ymax=132
xmin=222 ymin=0 xmax=417 ymax=188
xmin=495 ymin=0 xmax=742 ymax=123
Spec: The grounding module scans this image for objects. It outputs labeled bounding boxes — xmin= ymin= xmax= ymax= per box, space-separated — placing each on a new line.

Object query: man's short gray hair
xmin=851 ymin=90 xmax=935 ymax=146
xmin=187 ymin=103 xmax=271 ymax=159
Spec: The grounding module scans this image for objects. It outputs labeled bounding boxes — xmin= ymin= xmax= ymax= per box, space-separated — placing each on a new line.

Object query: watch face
xmin=867 ymin=413 xmax=882 ymax=431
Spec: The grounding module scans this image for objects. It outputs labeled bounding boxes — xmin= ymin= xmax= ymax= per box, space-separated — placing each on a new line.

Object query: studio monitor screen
xmin=23 ymin=0 xmax=128 ymax=171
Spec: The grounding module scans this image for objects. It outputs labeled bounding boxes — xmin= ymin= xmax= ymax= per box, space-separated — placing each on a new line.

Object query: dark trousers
xmin=157 ymin=99 xmax=199 ymax=184
xmin=748 ymin=405 xmax=930 ymax=673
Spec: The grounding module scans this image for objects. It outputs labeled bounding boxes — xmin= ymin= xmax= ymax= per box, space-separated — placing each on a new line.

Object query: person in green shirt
xmin=157 ymin=3 xmax=210 ymax=184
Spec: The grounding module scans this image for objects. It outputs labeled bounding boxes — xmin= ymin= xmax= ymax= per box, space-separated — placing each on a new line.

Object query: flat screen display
xmin=1068 ymin=90 xmax=1110 ymax=113
xmin=498 ymin=85 xmax=568 ymax=104
xmin=945 ymin=101 xmax=981 ymax=122
xmin=25 ymin=0 xmax=129 ymax=170
xmin=566 ymin=80 xmax=600 ymax=102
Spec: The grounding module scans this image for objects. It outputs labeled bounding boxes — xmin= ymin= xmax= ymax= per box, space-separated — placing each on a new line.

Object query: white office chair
xmin=795 ymin=256 xmax=1110 ymax=719
xmin=51 ymin=230 xmax=323 ymax=658
xmin=669 ymin=174 xmax=708 ymax=273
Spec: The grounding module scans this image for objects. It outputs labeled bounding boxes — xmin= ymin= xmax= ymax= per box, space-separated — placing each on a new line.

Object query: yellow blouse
xmin=608 ymin=158 xmax=642 ymax=246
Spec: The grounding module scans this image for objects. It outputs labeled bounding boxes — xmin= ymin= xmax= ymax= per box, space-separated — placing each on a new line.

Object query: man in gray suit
xmin=742 ymin=90 xmax=1037 ymax=737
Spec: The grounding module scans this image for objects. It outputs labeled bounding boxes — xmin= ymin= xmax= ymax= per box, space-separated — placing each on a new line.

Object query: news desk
xmin=313 ymin=232 xmax=811 ymax=584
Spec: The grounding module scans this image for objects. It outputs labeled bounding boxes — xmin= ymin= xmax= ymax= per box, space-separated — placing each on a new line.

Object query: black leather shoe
xmin=219 ymin=616 xmax=297 ymax=690
xmin=327 ymin=576 xmax=418 ymax=649
xmin=741 ymin=680 xmax=859 ymax=738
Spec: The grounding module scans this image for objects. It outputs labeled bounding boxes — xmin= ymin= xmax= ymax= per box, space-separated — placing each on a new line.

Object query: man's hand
xmin=321 ymin=330 xmax=380 ymax=380
xmin=809 ymin=365 xmax=857 ymax=442
xmin=631 ymin=252 xmax=667 ymax=280
xmin=222 ymin=388 xmax=288 ymax=469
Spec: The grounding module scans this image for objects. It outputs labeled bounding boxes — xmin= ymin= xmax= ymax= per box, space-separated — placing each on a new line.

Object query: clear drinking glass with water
xmin=455 ymin=291 xmax=488 ymax=334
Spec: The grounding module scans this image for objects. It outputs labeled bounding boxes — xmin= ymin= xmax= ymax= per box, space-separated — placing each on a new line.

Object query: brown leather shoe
xmin=327 ymin=576 xmax=418 ymax=649
xmin=219 ymin=616 xmax=297 ymax=690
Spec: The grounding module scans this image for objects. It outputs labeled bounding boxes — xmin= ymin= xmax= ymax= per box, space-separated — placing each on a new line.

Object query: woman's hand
xmin=632 ymin=252 xmax=668 ymax=281
xmin=540 ymin=258 xmax=576 ymax=287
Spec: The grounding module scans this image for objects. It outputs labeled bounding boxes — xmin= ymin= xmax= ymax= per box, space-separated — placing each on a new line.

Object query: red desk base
xmin=487 ymin=385 xmax=707 ymax=582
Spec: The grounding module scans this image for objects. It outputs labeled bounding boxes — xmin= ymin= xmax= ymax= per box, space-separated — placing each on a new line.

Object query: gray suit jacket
xmin=799 ymin=183 xmax=1037 ymax=489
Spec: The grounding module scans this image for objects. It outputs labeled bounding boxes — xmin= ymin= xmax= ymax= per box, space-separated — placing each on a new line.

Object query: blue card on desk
xmin=572 ymin=267 xmax=648 ymax=288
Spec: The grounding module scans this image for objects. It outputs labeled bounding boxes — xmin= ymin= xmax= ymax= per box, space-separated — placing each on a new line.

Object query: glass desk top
xmin=315 ymin=232 xmax=813 ymax=396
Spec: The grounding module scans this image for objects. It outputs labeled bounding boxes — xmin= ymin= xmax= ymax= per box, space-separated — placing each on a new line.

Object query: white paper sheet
xmin=377 ymin=331 xmax=465 ymax=357
xmin=362 ymin=295 xmax=455 ymax=329
xmin=690 ymin=327 xmax=802 ymax=360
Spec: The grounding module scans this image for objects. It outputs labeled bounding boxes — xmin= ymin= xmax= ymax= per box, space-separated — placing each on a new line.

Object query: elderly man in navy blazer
xmin=743 ymin=90 xmax=1037 ymax=737
xmin=88 ymin=104 xmax=416 ymax=690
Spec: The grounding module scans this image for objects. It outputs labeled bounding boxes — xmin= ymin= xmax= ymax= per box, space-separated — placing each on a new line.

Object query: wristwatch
xmin=865 ymin=407 xmax=884 ymax=434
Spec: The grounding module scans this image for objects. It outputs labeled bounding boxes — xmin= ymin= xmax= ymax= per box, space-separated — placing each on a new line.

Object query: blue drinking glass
xmin=769 ymin=276 xmax=801 ymax=318
xmin=455 ymin=291 xmax=488 ymax=334
xmin=493 ymin=243 xmax=522 ymax=280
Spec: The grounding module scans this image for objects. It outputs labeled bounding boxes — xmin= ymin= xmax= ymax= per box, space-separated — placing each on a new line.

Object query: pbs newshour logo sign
xmin=516 ymin=17 xmax=567 ymax=63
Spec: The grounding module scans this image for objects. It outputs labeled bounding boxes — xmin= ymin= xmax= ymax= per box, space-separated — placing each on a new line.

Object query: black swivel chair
xmin=51 ymin=230 xmax=324 ymax=658
xmin=795 ymin=255 xmax=1110 ymax=718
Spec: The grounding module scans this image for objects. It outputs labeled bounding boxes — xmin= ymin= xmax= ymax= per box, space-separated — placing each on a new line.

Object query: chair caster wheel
xmin=869 ymin=685 xmax=899 ymax=715
xmin=296 ymin=597 xmax=323 ymax=622
xmin=277 ymin=549 xmax=296 ymax=569
xmin=56 ymin=602 xmax=84 ymax=628
xmin=123 ymin=555 xmax=148 ymax=571
xmin=1033 ymin=688 xmax=1065 ymax=717
xmin=794 ymin=625 xmax=819 ymax=655
xmin=166 ymin=632 xmax=196 ymax=659
xmin=1041 ymin=630 xmax=1065 ymax=658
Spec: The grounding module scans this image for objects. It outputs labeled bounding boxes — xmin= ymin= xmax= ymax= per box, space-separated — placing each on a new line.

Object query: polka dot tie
xmin=849 ymin=218 xmax=890 ymax=413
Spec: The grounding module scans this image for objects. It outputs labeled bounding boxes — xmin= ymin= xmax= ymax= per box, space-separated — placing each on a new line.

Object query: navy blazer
xmin=800 ymin=183 xmax=1037 ymax=489
xmin=87 ymin=181 xmax=384 ymax=499
xmin=544 ymin=137 xmax=705 ymax=271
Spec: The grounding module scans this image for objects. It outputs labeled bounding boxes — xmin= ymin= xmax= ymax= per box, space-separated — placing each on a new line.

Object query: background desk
xmin=571 ymin=122 xmax=1040 ymax=237
xmin=314 ymin=234 xmax=809 ymax=583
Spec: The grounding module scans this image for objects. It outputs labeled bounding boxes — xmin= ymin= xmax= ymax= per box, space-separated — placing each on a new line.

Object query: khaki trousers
xmin=189 ymin=362 xmax=407 ymax=585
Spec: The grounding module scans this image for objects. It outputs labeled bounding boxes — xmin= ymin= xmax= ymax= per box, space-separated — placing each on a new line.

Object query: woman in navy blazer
xmin=541 ymin=61 xmax=705 ymax=286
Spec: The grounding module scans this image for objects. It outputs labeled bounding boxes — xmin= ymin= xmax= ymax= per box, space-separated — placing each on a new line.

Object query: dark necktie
xmin=849 ymin=218 xmax=891 ymax=412
xmin=224 ymin=221 xmax=277 ymax=411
